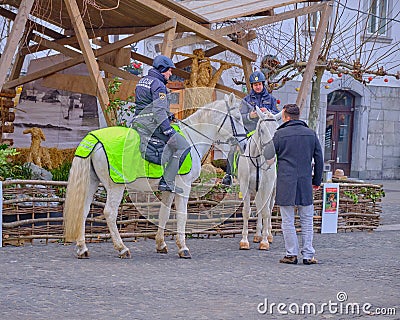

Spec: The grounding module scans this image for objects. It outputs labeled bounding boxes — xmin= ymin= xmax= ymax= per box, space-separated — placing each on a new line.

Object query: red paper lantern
xmin=277 ymin=99 xmax=281 ymax=104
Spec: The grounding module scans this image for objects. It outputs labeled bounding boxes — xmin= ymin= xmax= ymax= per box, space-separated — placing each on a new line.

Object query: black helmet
xmin=249 ymin=71 xmax=266 ymax=84
xmin=153 ymin=55 xmax=175 ymax=73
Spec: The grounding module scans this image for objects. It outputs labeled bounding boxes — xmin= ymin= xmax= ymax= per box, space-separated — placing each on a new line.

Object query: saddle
xmin=138 ymin=135 xmax=167 ymax=165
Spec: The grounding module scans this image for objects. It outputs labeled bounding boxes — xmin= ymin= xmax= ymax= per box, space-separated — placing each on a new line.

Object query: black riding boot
xmin=159 ymin=155 xmax=184 ymax=194
xmin=222 ymin=149 xmax=235 ymax=186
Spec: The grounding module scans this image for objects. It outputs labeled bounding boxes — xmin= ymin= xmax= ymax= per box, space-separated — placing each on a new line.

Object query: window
xmin=308 ymin=11 xmax=320 ymax=30
xmin=367 ymin=0 xmax=388 ymax=35
xmin=302 ymin=1 xmax=336 ymax=34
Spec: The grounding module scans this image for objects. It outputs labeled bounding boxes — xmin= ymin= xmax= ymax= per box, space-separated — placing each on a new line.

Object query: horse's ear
xmin=274 ymin=111 xmax=283 ymax=121
xmin=255 ymin=106 xmax=267 ymax=120
xmin=224 ymin=92 xmax=235 ymax=107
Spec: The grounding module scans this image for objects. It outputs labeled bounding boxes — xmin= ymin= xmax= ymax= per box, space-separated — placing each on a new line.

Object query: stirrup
xmin=158 ymin=180 xmax=183 ymax=194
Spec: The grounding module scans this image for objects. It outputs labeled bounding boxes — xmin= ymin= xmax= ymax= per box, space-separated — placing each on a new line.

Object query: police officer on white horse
xmin=222 ymin=70 xmax=279 ymax=186
xmin=133 ymin=55 xmax=190 ymax=194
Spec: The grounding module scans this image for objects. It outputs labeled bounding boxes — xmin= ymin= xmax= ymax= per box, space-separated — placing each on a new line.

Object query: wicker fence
xmin=1 ymin=179 xmax=383 ymax=245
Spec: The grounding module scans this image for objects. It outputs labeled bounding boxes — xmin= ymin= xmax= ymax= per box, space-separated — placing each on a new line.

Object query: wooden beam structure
xmin=4 ymin=19 xmax=178 ymax=89
xmin=161 ymin=19 xmax=177 ymax=57
xmin=64 ymin=0 xmax=113 ymax=126
xmin=167 ymin=2 xmax=327 ymax=50
xmin=0 ymin=0 xmax=34 ymax=92
xmin=134 ymin=0 xmax=257 ymax=61
xmin=296 ymin=1 xmax=333 ymax=110
xmin=0 ymin=0 xmax=331 ymax=143
xmin=98 ymin=61 xmax=140 ymax=81
xmin=0 ymin=6 xmax=64 ymax=40
xmin=238 ymin=30 xmax=256 ymax=93
xmin=9 ymin=29 xmax=32 ymax=81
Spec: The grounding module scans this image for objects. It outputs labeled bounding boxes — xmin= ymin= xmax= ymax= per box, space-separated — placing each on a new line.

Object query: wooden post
xmin=9 ymin=29 xmax=32 ymax=81
xmin=64 ymin=0 xmax=113 ymax=126
xmin=238 ymin=30 xmax=256 ymax=93
xmin=0 ymin=0 xmax=34 ymax=91
xmin=296 ymin=1 xmax=333 ymax=111
xmin=101 ymin=36 xmax=111 ymax=79
xmin=161 ymin=19 xmax=177 ymax=57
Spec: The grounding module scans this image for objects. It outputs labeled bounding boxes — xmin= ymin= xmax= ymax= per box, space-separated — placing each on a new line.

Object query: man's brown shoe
xmin=279 ymin=256 xmax=298 ymax=264
xmin=303 ymin=257 xmax=318 ymax=265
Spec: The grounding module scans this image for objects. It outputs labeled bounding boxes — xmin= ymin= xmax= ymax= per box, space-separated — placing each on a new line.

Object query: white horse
xmin=63 ymin=93 xmax=247 ymax=259
xmin=237 ymin=107 xmax=281 ymax=250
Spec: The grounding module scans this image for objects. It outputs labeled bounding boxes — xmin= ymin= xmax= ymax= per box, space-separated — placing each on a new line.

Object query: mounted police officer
xmin=133 ymin=55 xmax=190 ymax=194
xmin=222 ymin=70 xmax=279 ymax=186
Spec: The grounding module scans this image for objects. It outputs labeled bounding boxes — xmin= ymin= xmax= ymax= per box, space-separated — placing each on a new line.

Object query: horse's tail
xmin=63 ymin=156 xmax=91 ymax=242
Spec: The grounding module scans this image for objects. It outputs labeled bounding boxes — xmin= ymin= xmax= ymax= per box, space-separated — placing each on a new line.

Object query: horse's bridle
xmin=216 ymin=100 xmax=247 ymax=150
xmin=177 ymin=100 xmax=247 ymax=158
xmin=242 ymin=118 xmax=277 ymax=167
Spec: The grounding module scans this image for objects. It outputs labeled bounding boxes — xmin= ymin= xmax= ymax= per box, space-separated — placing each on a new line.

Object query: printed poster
xmin=321 ymin=183 xmax=339 ymax=233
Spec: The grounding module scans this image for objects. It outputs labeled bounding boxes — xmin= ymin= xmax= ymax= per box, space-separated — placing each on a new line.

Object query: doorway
xmin=325 ymin=90 xmax=355 ymax=176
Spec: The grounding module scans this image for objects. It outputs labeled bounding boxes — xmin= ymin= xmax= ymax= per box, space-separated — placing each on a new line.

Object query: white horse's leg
xmin=174 ymin=194 xmax=191 ymax=258
xmin=240 ymin=192 xmax=251 ymax=250
xmin=155 ymin=191 xmax=175 ymax=254
xmin=253 ymin=213 xmax=263 ymax=243
xmin=103 ymin=185 xmax=131 ymax=258
xmin=76 ymin=175 xmax=99 ymax=258
xmin=256 ymin=193 xmax=270 ymax=251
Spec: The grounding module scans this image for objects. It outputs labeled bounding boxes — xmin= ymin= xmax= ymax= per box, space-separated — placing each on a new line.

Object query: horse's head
xmin=219 ymin=93 xmax=247 ymax=152
xmin=254 ymin=106 xmax=279 ymax=159
xmin=182 ymin=92 xmax=246 ymax=155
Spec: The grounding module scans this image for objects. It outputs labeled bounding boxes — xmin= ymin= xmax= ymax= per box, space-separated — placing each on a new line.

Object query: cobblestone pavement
xmin=1 ymin=180 xmax=399 ymax=320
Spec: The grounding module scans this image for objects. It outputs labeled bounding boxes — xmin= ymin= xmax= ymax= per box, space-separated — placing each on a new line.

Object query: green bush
xmin=0 ymin=144 xmax=32 ymax=180
xmin=50 ymin=161 xmax=72 ymax=181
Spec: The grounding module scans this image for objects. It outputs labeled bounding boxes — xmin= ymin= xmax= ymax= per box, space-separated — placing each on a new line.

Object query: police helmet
xmin=153 ymin=55 xmax=176 ymax=73
xmin=249 ymin=71 xmax=266 ymax=84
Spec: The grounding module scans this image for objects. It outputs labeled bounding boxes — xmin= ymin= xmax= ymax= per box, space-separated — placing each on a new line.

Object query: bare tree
xmin=235 ymin=1 xmax=400 ymax=130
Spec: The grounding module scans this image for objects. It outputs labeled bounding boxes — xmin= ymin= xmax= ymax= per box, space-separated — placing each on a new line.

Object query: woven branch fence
xmin=1 ymin=179 xmax=383 ymax=245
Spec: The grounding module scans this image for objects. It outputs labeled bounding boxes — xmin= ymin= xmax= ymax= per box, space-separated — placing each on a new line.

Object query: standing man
xmin=222 ymin=70 xmax=279 ymax=186
xmin=133 ymin=55 xmax=190 ymax=194
xmin=269 ymin=104 xmax=323 ymax=265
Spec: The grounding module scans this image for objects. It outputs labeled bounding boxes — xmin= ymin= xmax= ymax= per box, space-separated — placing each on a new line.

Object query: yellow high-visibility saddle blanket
xmin=75 ymin=126 xmax=191 ymax=184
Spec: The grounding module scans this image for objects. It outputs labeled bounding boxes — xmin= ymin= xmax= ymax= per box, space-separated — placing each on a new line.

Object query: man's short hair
xmin=283 ymin=104 xmax=300 ymax=120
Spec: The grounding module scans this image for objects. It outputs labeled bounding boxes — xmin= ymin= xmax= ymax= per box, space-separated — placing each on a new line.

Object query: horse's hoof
xmin=267 ymin=235 xmax=274 ymax=243
xmin=77 ymin=250 xmax=89 ymax=259
xmin=239 ymin=241 xmax=250 ymax=250
xmin=119 ymin=248 xmax=131 ymax=259
xmin=156 ymin=246 xmax=168 ymax=254
xmin=178 ymin=249 xmax=191 ymax=259
xmin=253 ymin=236 xmax=262 ymax=243
xmin=259 ymin=242 xmax=270 ymax=250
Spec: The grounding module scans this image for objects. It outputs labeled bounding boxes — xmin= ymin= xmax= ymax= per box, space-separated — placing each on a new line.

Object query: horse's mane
xmin=248 ymin=110 xmax=277 ymax=155
xmin=182 ymin=99 xmax=226 ymax=125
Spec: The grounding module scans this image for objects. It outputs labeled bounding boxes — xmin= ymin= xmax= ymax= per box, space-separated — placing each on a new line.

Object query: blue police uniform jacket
xmin=240 ymin=87 xmax=279 ymax=133
xmin=134 ymin=68 xmax=174 ymax=135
